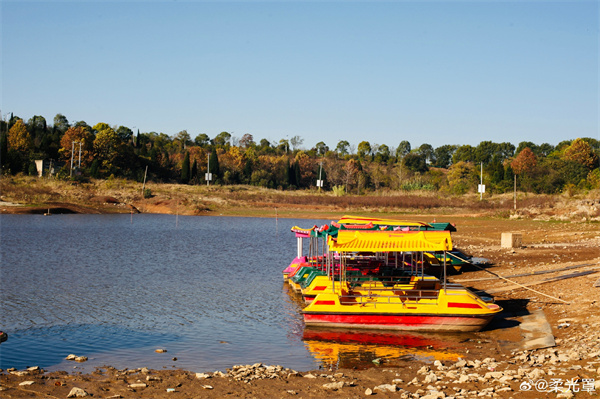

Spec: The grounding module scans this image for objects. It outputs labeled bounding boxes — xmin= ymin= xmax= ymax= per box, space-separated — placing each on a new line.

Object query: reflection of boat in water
xmin=302 ymin=327 xmax=462 ymax=368
xmin=303 ymin=327 xmax=453 ymax=348
xmin=286 ymin=216 xmax=502 ymax=333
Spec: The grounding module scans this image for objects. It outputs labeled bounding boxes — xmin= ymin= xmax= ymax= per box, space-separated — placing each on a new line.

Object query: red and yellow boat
xmin=301 ymin=229 xmax=501 ymax=332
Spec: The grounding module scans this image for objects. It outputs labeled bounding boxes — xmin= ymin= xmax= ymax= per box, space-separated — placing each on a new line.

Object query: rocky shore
xmin=2 ymin=338 xmax=599 ymax=399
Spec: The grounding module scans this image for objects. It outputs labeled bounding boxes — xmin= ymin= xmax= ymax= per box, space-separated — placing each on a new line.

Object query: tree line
xmin=1 ymin=112 xmax=598 ymax=195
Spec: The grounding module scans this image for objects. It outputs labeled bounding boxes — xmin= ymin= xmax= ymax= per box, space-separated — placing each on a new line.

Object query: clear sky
xmin=1 ymin=1 xmax=598 ymax=151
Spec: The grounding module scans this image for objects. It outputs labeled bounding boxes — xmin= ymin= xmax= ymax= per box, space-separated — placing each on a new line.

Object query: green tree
xmin=89 ymin=159 xmax=100 ymax=178
xmin=208 ymin=147 xmax=220 ymax=178
xmin=538 ymin=143 xmax=555 ymax=157
xmin=213 ymin=131 xmax=231 ymax=146
xmin=335 ymin=140 xmax=350 ymax=156
xmin=447 ymin=161 xmax=477 ymax=194
xmin=278 ymin=139 xmax=290 ymax=154
xmin=191 ymin=159 xmax=198 ymax=182
xmin=28 ymin=115 xmax=48 ymax=149
xmin=93 ymin=124 xmax=122 ymax=171
xmin=452 ymin=145 xmax=476 ymax=163
xmin=418 ymin=143 xmax=434 ymax=164
xmin=403 ymin=152 xmax=428 ymax=173
xmin=315 ymin=141 xmax=329 ymax=156
xmin=175 ymin=130 xmax=191 ymax=151
xmin=516 ymin=141 xmax=538 ymax=156
xmin=396 ymin=140 xmax=411 ymax=159
xmin=357 ymin=141 xmax=372 ymax=160
xmin=474 ymin=141 xmax=498 ymax=165
xmin=497 ymin=142 xmax=516 ymax=160
xmin=374 ymin=144 xmax=390 ymax=163
xmin=116 ymin=126 xmax=134 ymax=143
xmin=195 ymin=133 xmax=210 ymax=147
xmin=433 ymin=145 xmax=457 ymax=168
xmin=0 ymin=123 xmax=8 ymax=173
xmin=53 ymin=114 xmax=70 ymax=133
xmin=181 ymin=151 xmax=190 ymax=183
xmin=290 ymin=135 xmax=304 ymax=151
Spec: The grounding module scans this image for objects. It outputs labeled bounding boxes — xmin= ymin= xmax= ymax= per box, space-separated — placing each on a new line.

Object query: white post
xmin=297 ymin=236 xmax=303 ymax=259
xmin=78 ymin=142 xmax=82 ymax=168
xmin=480 ymin=162 xmax=483 ymax=200
xmin=317 ymin=161 xmax=323 ymax=192
xmin=206 ymin=153 xmax=210 ymax=186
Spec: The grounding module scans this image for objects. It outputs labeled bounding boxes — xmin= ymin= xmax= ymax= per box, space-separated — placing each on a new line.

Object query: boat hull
xmin=303 ymin=312 xmax=495 ymax=332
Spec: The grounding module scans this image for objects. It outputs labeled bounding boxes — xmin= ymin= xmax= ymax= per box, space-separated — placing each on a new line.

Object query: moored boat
xmin=296 ymin=227 xmax=501 ymax=332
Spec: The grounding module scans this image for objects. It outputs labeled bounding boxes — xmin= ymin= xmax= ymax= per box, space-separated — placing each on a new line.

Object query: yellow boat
xmin=302 ymin=229 xmax=502 ymax=332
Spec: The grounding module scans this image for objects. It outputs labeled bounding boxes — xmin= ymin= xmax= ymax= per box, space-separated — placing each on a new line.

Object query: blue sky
xmin=1 ymin=1 xmax=598 ymax=151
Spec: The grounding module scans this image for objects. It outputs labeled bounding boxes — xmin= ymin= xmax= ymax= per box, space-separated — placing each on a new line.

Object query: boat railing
xmin=341 ymin=287 xmax=441 ymax=306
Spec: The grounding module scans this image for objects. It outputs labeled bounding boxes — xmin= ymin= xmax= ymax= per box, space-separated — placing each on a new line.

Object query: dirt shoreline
xmin=1 ymin=186 xmax=599 ymax=398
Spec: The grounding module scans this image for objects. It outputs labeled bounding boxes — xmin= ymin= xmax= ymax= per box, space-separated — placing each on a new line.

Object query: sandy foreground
xmin=1 ymin=204 xmax=599 ymax=398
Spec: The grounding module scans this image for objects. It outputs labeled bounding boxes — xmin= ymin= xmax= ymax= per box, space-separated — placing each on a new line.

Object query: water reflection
xmin=302 ymin=327 xmax=463 ymax=369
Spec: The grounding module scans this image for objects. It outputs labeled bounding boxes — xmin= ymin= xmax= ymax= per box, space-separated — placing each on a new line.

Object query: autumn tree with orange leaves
xmin=59 ymin=126 xmax=94 ymax=167
xmin=8 ymin=119 xmax=32 ymax=153
xmin=511 ymin=147 xmax=537 ymax=175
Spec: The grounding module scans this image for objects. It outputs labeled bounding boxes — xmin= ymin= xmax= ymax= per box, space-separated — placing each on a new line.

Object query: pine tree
xmin=209 ymin=148 xmax=220 ymax=178
xmin=191 ymin=159 xmax=198 ymax=183
xmin=294 ymin=161 xmax=301 ymax=188
xmin=181 ymin=151 xmax=190 ymax=184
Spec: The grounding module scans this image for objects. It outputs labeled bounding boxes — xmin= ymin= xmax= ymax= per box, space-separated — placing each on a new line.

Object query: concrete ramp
xmin=518 ymin=308 xmax=556 ymax=351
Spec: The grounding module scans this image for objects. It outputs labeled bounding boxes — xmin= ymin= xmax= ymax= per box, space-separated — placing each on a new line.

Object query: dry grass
xmin=0 ymin=176 xmax=589 ymax=219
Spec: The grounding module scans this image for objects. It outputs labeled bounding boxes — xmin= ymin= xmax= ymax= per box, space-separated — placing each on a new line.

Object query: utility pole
xmin=70 ymin=141 xmax=75 ymax=177
xmin=514 ymin=174 xmax=517 ymax=210
xmin=205 ymin=153 xmax=212 ymax=186
xmin=477 ymin=162 xmax=485 ymax=200
xmin=317 ymin=160 xmax=323 ymax=192
xmin=78 ymin=142 xmax=82 ymax=168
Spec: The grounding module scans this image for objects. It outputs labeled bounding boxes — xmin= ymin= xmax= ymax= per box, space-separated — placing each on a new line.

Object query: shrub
xmin=332 ymin=185 xmax=345 ymax=196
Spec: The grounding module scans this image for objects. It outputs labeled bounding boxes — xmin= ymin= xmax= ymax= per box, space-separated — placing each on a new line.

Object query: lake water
xmin=0 ymin=214 xmax=466 ymax=373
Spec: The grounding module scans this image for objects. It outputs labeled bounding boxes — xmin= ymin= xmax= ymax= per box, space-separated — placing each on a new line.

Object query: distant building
xmin=34 ymin=160 xmax=57 ymax=177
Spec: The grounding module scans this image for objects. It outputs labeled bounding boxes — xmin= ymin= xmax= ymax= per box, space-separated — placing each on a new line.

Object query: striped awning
xmin=328 ymin=230 xmax=452 ymax=252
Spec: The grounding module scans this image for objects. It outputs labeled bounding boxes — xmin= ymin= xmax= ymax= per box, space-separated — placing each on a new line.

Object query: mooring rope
xmin=447 ymin=252 xmax=570 ymax=305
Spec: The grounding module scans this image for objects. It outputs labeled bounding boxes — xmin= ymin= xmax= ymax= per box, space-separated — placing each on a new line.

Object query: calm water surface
xmin=0 ymin=214 xmax=467 ymax=373
xmin=0 ymin=214 xmax=328 ymax=372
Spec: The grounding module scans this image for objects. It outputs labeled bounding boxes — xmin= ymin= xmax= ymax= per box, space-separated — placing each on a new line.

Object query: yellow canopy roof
xmin=336 ymin=215 xmax=433 ymax=228
xmin=328 ymin=230 xmax=452 ymax=252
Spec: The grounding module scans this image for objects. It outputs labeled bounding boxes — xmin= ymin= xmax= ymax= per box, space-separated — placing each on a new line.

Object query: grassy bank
xmin=1 ymin=175 xmax=597 ymax=220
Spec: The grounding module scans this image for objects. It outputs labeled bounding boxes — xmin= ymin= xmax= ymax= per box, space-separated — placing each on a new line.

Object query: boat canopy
xmin=428 ymin=222 xmax=457 ymax=232
xmin=336 ymin=215 xmax=433 ymax=229
xmin=290 ymin=216 xmax=456 ymax=240
xmin=328 ymin=230 xmax=453 ymax=253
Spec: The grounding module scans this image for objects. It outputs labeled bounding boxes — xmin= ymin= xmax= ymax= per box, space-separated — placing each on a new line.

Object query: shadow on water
xmin=0 ymin=324 xmax=178 ymax=371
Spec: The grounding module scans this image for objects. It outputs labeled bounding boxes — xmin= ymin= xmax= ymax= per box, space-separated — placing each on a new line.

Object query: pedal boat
xmin=302 ymin=230 xmax=501 ymax=332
